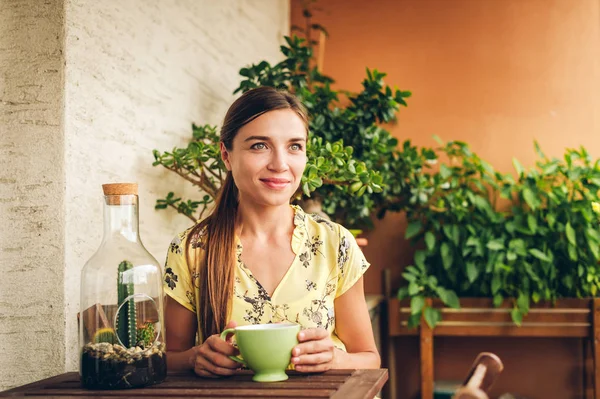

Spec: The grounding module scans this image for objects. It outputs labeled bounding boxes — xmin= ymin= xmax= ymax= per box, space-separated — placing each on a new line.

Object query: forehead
xmin=235 ymin=109 xmax=307 ymax=141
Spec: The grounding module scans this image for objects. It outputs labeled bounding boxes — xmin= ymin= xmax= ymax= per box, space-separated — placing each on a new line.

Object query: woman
xmin=164 ymin=86 xmax=380 ymax=377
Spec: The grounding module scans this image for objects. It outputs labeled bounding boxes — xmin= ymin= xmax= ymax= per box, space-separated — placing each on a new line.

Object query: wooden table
xmin=0 ymin=369 xmax=388 ymax=399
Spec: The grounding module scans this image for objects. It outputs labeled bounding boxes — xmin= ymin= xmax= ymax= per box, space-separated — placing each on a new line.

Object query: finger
xmin=195 ymin=354 xmax=240 ymax=376
xmin=291 ymin=351 xmax=333 ymax=366
xmin=206 ymin=335 xmax=240 ymax=358
xmin=222 ymin=320 xmax=238 ymax=342
xmin=292 ymin=339 xmax=334 ymax=357
xmin=224 ymin=320 xmax=237 ymax=329
xmin=294 ymin=362 xmax=333 ymax=373
xmin=297 ymin=328 xmax=329 ymax=342
xmin=194 ymin=367 xmax=219 ymax=378
xmin=199 ymin=341 xmax=241 ymax=369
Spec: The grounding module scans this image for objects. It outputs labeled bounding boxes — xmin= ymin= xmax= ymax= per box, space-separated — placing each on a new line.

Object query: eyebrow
xmin=244 ymin=135 xmax=306 ymax=143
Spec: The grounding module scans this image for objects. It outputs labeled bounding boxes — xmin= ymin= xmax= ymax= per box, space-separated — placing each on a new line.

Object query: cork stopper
xmin=102 ymin=183 xmax=138 ymax=205
xmin=102 ymin=183 xmax=138 ymax=196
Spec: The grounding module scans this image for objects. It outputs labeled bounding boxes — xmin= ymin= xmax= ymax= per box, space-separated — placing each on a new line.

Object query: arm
xmin=166 ymin=295 xmax=241 ymax=376
xmin=332 ymin=276 xmax=380 ymax=368
xmin=291 ymin=276 xmax=380 ymax=371
xmin=165 ymin=295 xmax=198 ymax=371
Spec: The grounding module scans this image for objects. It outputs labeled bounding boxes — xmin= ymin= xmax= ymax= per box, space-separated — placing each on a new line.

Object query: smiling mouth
xmin=260 ymin=178 xmax=291 ymax=189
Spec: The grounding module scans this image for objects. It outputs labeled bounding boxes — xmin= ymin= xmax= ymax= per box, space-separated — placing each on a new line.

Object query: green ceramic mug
xmin=220 ymin=323 xmax=301 ymax=382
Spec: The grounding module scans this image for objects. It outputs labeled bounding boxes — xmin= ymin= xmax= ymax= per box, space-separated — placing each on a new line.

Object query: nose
xmin=267 ymin=148 xmax=289 ymax=172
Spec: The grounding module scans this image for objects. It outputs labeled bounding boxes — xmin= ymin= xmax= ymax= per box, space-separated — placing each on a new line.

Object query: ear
xmin=220 ymin=142 xmax=232 ymax=171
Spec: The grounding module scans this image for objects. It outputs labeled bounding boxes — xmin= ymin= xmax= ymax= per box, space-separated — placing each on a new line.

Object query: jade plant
xmin=397 ymin=138 xmax=600 ymax=328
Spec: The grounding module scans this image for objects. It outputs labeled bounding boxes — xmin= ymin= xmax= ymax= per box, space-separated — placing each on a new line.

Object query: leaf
xmin=568 ymin=243 xmax=578 ymax=261
xmin=517 ymin=292 xmax=529 ymax=313
xmin=466 ymin=262 xmax=479 ymax=283
xmin=424 ymin=307 xmax=442 ymax=329
xmin=437 ymin=288 xmax=460 ymax=309
xmin=405 ymin=221 xmax=422 ymax=239
xmin=397 ymin=286 xmax=409 ymax=300
xmin=432 ymin=135 xmax=444 ymax=145
xmin=425 ymin=232 xmax=436 ymax=251
xmin=565 ymin=222 xmax=576 ymax=245
xmin=522 ymin=188 xmax=538 ymax=210
xmin=414 ymin=250 xmax=427 ymax=270
xmin=410 ymin=296 xmax=425 ymax=315
xmin=491 ymin=274 xmax=501 ymax=294
xmin=493 ymin=294 xmax=503 ymax=307
xmin=441 ymin=243 xmax=453 ymax=270
xmin=408 ymin=282 xmax=420 ymax=296
xmin=511 ymin=308 xmax=524 ymax=326
xmin=513 ymin=158 xmax=525 ymax=177
xmin=486 ymin=240 xmax=504 ymax=251
xmin=527 ymin=213 xmax=538 ymax=233
xmin=529 ymin=248 xmax=551 ymax=262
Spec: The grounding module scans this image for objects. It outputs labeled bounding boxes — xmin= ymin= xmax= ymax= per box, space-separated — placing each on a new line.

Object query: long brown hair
xmin=186 ymin=87 xmax=308 ymax=341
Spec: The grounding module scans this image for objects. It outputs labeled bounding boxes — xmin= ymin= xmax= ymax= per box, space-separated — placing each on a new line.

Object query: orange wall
xmin=292 ymin=0 xmax=600 ymax=398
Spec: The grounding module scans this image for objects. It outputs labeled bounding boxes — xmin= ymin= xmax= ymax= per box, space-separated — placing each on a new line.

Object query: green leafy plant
xmin=153 ymin=23 xmax=411 ymax=228
xmin=398 ymin=139 xmax=600 ymax=328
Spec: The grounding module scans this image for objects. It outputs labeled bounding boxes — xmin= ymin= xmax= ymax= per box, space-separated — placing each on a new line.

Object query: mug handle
xmin=220 ymin=328 xmax=246 ymax=366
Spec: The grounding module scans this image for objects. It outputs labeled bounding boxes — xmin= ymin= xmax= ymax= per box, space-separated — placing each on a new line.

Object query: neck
xmin=236 ymin=202 xmax=294 ymax=239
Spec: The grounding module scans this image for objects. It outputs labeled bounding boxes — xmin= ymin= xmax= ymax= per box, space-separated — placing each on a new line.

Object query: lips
xmin=260 ymin=178 xmax=291 ymax=189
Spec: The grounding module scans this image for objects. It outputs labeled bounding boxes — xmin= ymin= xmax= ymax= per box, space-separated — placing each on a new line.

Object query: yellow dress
xmin=163 ymin=205 xmax=370 ymax=350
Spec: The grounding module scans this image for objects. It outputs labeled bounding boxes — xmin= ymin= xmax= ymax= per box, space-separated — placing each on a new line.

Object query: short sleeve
xmin=163 ymin=232 xmax=196 ymax=313
xmin=335 ymin=225 xmax=371 ymax=298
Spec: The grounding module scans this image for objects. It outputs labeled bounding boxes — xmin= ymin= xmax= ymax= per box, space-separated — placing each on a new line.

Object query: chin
xmin=255 ymin=192 xmax=294 ymax=207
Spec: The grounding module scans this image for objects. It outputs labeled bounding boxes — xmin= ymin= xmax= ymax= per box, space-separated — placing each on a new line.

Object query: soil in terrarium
xmin=80 ymin=340 xmax=167 ymax=389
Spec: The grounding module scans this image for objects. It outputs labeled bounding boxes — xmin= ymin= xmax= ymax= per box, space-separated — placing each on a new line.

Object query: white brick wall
xmin=1 ymin=0 xmax=289 ymax=389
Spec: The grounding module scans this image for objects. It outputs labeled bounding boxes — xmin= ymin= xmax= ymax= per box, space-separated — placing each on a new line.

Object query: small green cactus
xmin=93 ymin=327 xmax=117 ymax=344
xmin=117 ymin=260 xmax=137 ymax=347
xmin=136 ymin=322 xmax=155 ymax=348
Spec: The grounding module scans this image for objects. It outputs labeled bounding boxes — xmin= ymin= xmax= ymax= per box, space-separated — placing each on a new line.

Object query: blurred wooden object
xmin=454 ymin=352 xmax=504 ymax=399
xmin=78 ymin=303 xmax=110 ymax=339
xmin=383 ymin=268 xmax=600 ymax=399
xmin=316 ymin=29 xmax=326 ymax=73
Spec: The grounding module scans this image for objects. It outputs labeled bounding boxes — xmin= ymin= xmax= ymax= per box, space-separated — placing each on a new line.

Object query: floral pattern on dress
xmin=302 ymin=280 xmax=336 ymax=329
xmin=186 ymin=290 xmax=196 ymax=311
xmin=299 ymin=235 xmax=324 ymax=268
xmin=169 ymin=236 xmax=182 ymax=254
xmin=337 ymin=234 xmax=350 ymax=275
xmin=234 ymin=271 xmax=271 ymax=324
xmin=189 ymin=226 xmax=207 ymax=250
xmin=164 ymin=267 xmax=178 ymax=290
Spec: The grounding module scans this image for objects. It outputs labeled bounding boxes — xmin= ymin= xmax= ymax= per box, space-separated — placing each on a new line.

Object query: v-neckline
xmin=235 ymin=206 xmax=306 ymax=301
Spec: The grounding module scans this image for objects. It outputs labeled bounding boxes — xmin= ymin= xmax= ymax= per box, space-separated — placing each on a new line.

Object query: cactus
xmin=93 ymin=327 xmax=117 ymax=344
xmin=117 ymin=260 xmax=136 ymax=347
xmin=136 ymin=322 xmax=155 ymax=348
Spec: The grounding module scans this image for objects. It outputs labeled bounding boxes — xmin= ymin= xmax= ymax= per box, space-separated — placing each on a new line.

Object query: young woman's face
xmin=221 ymin=109 xmax=308 ymax=207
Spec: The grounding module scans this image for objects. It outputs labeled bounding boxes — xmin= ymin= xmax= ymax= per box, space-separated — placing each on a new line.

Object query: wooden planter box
xmin=384 ymin=296 xmax=600 ymax=399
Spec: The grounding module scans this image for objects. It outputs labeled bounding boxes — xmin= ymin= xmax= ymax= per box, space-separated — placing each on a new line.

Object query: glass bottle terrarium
xmin=79 ymin=183 xmax=167 ymax=389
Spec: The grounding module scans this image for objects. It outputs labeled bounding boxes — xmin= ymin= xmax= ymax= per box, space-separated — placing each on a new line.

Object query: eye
xmin=290 ymin=143 xmax=303 ymax=151
xmin=250 ymin=142 xmax=267 ymax=150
